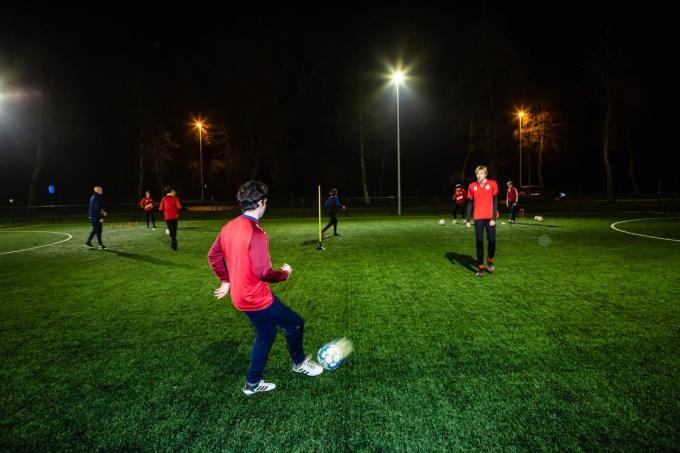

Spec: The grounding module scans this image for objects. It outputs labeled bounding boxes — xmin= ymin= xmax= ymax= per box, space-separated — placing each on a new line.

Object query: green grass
xmin=1 ymin=214 xmax=679 ymax=450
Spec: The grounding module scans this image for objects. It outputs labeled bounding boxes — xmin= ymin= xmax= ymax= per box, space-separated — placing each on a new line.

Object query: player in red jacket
xmin=208 ymin=181 xmax=323 ymax=396
xmin=506 ymin=180 xmax=519 ymax=223
xmin=466 ymin=165 xmax=498 ymax=277
xmin=138 ymin=190 xmax=156 ymax=229
xmin=159 ymin=187 xmax=182 ymax=250
xmin=452 ymin=183 xmax=467 ymax=224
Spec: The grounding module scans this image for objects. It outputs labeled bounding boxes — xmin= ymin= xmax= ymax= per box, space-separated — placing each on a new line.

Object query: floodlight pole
xmin=396 ymin=83 xmax=402 ymax=216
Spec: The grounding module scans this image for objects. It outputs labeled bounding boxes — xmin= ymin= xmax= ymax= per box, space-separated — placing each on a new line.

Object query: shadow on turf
xmin=512 ymin=221 xmax=559 ymax=228
xmin=107 ymin=250 xmax=193 ymax=268
xmin=445 ymin=252 xmax=477 ymax=273
xmin=200 ymin=340 xmax=249 ymax=377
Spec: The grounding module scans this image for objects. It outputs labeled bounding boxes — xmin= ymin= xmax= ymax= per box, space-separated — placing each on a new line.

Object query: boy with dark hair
xmin=465 ymin=166 xmax=499 ymax=277
xmin=452 ymin=183 xmax=467 ymax=224
xmin=208 ymin=180 xmax=323 ymax=396
xmin=322 ymin=188 xmax=346 ymax=236
xmin=159 ymin=186 xmax=182 ymax=250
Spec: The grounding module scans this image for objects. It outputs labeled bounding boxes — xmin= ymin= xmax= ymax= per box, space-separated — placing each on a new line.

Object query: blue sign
xmin=48 ymin=185 xmax=55 ymax=194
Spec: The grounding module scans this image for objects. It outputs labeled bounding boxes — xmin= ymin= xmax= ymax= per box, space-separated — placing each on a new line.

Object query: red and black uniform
xmin=452 ymin=187 xmax=467 ymax=220
xmin=466 ymin=179 xmax=499 ymax=269
xmin=159 ymin=193 xmax=182 ymax=250
xmin=139 ymin=195 xmax=156 ymax=228
xmin=208 ymin=214 xmax=305 ymax=385
xmin=506 ymin=186 xmax=519 ymax=222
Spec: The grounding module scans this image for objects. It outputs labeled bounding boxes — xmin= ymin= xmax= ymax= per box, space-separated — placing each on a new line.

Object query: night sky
xmin=0 ymin=6 xmax=676 ymax=205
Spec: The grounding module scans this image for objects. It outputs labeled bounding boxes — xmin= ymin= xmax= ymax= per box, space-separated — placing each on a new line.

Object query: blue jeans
xmin=244 ymin=297 xmax=306 ymax=384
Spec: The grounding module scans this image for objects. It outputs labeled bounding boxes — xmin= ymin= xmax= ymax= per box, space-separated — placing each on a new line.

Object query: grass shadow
xmin=107 ymin=250 xmax=193 ymax=268
xmin=200 ymin=339 xmax=249 ymax=380
xmin=300 ymin=239 xmax=321 ymax=246
xmin=445 ymin=252 xmax=477 ymax=273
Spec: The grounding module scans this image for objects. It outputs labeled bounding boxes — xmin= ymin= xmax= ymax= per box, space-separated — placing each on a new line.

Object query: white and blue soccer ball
xmin=438 ymin=219 xmax=446 ymax=226
xmin=317 ymin=337 xmax=354 ymax=370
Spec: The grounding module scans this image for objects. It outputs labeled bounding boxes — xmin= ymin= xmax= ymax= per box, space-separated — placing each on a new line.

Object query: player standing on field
xmin=139 ymin=190 xmax=156 ymax=229
xmin=452 ymin=183 xmax=467 ymax=224
xmin=85 ymin=186 xmax=107 ymax=249
xmin=159 ymin=187 xmax=182 ymax=251
xmin=466 ymin=165 xmax=498 ymax=277
xmin=208 ymin=181 xmax=323 ymax=396
xmin=322 ymin=188 xmax=346 ymax=237
xmin=506 ymin=181 xmax=519 ymax=223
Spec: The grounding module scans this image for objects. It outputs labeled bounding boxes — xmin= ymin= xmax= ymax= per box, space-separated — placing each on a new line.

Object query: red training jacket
xmin=139 ymin=196 xmax=154 ymax=212
xmin=453 ymin=187 xmax=467 ymax=205
xmin=208 ymin=215 xmax=289 ymax=311
xmin=467 ymin=179 xmax=499 ymax=220
xmin=507 ymin=187 xmax=519 ymax=204
xmin=159 ymin=194 xmax=182 ymax=220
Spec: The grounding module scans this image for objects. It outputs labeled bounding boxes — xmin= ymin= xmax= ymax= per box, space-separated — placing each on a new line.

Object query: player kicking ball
xmin=465 ymin=165 xmax=499 ymax=277
xmin=208 ymin=181 xmax=323 ymax=396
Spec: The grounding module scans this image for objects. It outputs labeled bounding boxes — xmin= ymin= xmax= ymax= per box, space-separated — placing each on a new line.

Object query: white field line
xmin=0 ymin=231 xmax=74 ymax=255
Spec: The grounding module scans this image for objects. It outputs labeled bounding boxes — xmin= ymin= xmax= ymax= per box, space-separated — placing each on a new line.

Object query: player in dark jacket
xmin=85 ymin=186 xmax=107 ymax=249
xmin=322 ymin=188 xmax=346 ymax=236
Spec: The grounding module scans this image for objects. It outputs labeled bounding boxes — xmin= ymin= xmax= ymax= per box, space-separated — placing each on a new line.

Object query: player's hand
xmin=281 ymin=263 xmax=293 ymax=275
xmin=214 ymin=282 xmax=230 ymax=299
xmin=342 ymin=206 xmax=346 ymax=211
xmin=466 ymin=221 xmax=471 ymax=229
xmin=490 ymin=220 xmax=496 ymax=227
xmin=101 ymin=210 xmax=107 ymax=217
xmin=99 ymin=218 xmax=104 ymax=223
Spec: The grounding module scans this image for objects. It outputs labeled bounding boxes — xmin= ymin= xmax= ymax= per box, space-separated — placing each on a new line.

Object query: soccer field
xmin=1 ymin=214 xmax=679 ymax=450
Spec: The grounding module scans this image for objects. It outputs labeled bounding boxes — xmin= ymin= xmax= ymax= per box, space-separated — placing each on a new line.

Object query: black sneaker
xmin=84 ymin=243 xmax=94 ymax=249
xmin=476 ymin=270 xmax=485 ymax=277
xmin=334 ymin=233 xmax=340 ymax=236
xmin=98 ymin=245 xmax=107 ymax=250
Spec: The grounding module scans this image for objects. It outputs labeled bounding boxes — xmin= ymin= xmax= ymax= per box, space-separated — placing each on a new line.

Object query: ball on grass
xmin=438 ymin=219 xmax=446 ymax=226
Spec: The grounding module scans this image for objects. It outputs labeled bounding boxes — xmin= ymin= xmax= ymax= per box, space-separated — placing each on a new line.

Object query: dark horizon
xmin=1 ymin=7 xmax=676 ymax=205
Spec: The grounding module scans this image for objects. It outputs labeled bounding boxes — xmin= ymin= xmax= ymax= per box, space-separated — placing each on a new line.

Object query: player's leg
xmin=486 ymin=221 xmax=496 ymax=272
xmin=95 ymin=222 xmax=104 ymax=248
xmin=145 ymin=211 xmax=150 ymax=228
xmin=474 ymin=220 xmax=486 ymax=276
xmin=243 ymin=309 xmax=278 ymax=394
xmin=167 ymin=220 xmax=178 ymax=250
xmin=269 ymin=296 xmax=322 ymax=376
xmin=322 ymin=213 xmax=333 ymax=234
xmin=332 ymin=213 xmax=339 ymax=235
xmin=509 ymin=204 xmax=516 ymax=222
xmin=85 ymin=222 xmax=97 ymax=247
xmin=151 ymin=211 xmax=156 ymax=228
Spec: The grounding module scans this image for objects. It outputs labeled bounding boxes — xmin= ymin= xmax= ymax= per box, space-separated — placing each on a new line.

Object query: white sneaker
xmin=242 ymin=380 xmax=276 ymax=396
xmin=292 ymin=357 xmax=324 ymax=377
xmin=452 ymin=219 xmax=457 ymax=224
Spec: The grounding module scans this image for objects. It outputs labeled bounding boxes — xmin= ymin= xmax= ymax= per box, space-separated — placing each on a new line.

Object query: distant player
xmin=322 ymin=188 xmax=346 ymax=237
xmin=452 ymin=183 xmax=467 ymax=224
xmin=208 ymin=181 xmax=323 ymax=396
xmin=85 ymin=186 xmax=107 ymax=249
xmin=465 ymin=165 xmax=498 ymax=277
xmin=506 ymin=181 xmax=519 ymax=223
xmin=139 ymin=190 xmax=156 ymax=229
xmin=159 ymin=187 xmax=182 ymax=251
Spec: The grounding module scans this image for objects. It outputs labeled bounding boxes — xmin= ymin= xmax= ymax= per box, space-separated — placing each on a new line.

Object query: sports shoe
xmin=452 ymin=219 xmax=457 ymax=224
xmin=98 ymin=245 xmax=107 ymax=250
xmin=334 ymin=233 xmax=340 ymax=236
xmin=84 ymin=243 xmax=94 ymax=249
xmin=242 ymin=380 xmax=276 ymax=396
xmin=292 ymin=357 xmax=324 ymax=377
xmin=486 ymin=264 xmax=495 ymax=273
xmin=476 ymin=270 xmax=485 ymax=277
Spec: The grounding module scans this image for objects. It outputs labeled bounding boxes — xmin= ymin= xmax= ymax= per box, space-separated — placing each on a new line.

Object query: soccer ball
xmin=165 ymin=228 xmax=170 ymax=235
xmin=317 ymin=337 xmax=354 ymax=370
xmin=536 ymin=216 xmax=544 ymax=222
xmin=438 ymin=219 xmax=446 ymax=226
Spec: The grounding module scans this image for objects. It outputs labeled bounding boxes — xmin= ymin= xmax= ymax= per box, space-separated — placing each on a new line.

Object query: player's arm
xmin=208 ymin=236 xmax=230 ymax=298
xmin=158 ymin=199 xmax=164 ymax=211
xmin=250 ymin=231 xmax=290 ymax=282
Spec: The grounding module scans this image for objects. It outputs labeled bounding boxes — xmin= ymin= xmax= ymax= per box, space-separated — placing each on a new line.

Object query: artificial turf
xmin=1 ymin=214 xmax=679 ymax=450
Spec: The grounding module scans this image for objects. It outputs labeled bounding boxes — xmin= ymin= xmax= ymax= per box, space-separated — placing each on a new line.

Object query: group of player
xmin=84 ymin=165 xmax=515 ymax=396
xmin=85 ymin=186 xmax=183 ymax=251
